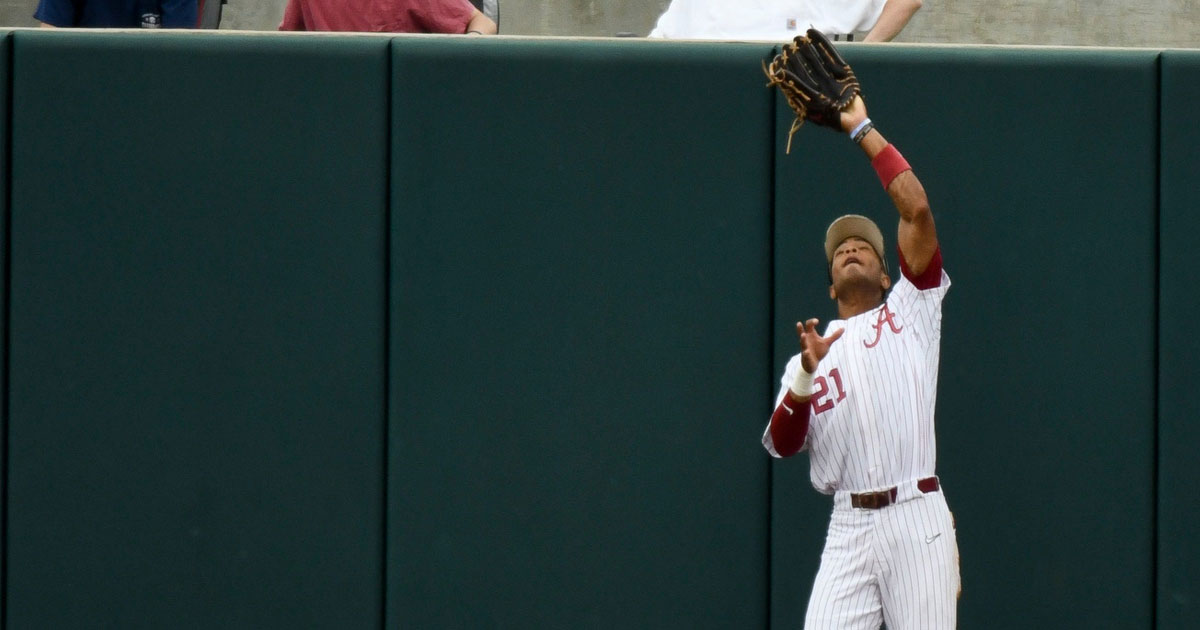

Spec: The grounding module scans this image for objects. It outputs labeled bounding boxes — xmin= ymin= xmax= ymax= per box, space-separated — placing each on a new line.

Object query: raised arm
xmin=862 ymin=0 xmax=923 ymax=43
xmin=765 ymin=30 xmax=938 ymax=273
xmin=840 ymin=97 xmax=938 ymax=275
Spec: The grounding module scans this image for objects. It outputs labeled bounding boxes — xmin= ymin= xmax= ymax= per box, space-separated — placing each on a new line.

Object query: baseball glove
xmin=764 ymin=29 xmax=862 ymax=153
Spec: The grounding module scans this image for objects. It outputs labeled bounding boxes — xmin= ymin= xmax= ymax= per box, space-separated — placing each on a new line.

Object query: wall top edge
xmin=2 ymin=27 xmax=1195 ymax=54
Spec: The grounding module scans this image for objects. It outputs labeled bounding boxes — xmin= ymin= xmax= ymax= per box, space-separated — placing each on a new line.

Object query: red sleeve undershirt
xmin=769 ymin=391 xmax=811 ymax=457
xmin=897 ymin=245 xmax=943 ymax=290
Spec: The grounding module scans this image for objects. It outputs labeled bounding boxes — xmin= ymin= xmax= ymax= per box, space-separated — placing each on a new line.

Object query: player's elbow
xmin=768 ymin=430 xmax=806 ymax=458
xmin=763 ymin=434 xmax=802 ymax=458
xmin=901 ymin=200 xmax=932 ymax=225
xmin=775 ymin=444 xmax=803 ymax=458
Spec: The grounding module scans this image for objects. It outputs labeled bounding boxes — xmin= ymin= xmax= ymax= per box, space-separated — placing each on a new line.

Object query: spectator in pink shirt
xmin=280 ymin=0 xmax=497 ymax=34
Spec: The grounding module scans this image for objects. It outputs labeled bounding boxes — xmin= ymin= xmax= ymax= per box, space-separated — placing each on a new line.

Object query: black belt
xmin=830 ymin=34 xmax=855 ymax=42
xmin=851 ymin=477 xmax=939 ymax=509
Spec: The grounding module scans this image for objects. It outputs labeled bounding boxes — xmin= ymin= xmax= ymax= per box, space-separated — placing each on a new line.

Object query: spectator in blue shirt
xmin=36 ymin=0 xmax=198 ymax=28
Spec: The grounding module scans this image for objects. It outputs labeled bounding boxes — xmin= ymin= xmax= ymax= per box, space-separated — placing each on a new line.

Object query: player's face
xmin=829 ymin=237 xmax=889 ymax=299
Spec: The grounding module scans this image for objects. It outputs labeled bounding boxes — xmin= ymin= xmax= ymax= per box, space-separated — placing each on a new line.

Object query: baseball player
xmin=762 ymin=32 xmax=960 ymax=629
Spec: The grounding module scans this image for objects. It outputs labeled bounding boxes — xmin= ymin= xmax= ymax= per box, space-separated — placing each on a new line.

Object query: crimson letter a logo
xmin=864 ymin=304 xmax=903 ymax=348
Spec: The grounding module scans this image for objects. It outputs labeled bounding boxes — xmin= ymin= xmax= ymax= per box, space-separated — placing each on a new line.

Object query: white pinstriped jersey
xmin=763 ymin=270 xmax=951 ymax=494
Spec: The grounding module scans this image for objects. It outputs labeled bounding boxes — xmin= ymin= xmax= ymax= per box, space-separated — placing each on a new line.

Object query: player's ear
xmin=828 ymin=284 xmax=837 ymax=300
xmin=880 ymin=274 xmax=891 ymax=291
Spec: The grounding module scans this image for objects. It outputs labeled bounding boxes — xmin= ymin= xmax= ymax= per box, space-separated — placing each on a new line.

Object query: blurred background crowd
xmin=0 ymin=0 xmax=1196 ymax=47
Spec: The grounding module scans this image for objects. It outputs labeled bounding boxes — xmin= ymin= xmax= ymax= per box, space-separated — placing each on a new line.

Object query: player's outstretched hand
xmin=797 ymin=318 xmax=844 ymax=373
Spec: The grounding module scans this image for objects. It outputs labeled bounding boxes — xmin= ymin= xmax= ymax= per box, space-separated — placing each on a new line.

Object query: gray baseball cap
xmin=825 ymin=214 xmax=888 ymax=273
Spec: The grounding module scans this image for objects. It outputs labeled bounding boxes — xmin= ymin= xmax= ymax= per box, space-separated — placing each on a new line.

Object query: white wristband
xmin=848 ymin=117 xmax=873 ymax=143
xmin=790 ymin=366 xmax=814 ymax=398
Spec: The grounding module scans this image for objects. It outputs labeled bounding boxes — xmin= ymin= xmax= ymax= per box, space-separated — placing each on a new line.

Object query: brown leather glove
xmin=764 ymin=29 xmax=863 ymax=153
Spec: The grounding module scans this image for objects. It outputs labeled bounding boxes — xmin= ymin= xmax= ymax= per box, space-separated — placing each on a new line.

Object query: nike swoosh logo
xmin=925 ymin=533 xmax=942 ymax=544
xmin=782 ymin=402 xmax=794 ymax=415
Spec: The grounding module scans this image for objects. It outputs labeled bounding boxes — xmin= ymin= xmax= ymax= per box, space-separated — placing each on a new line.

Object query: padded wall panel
xmin=1158 ymin=49 xmax=1200 ymax=630
xmin=0 ymin=31 xmax=9 ymax=628
xmin=7 ymin=32 xmax=388 ymax=628
xmin=389 ymin=38 xmax=774 ymax=628
xmin=771 ymin=46 xmax=1158 ymax=629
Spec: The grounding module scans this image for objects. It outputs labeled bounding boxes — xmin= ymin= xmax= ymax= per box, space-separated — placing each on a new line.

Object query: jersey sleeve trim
xmin=897 ymin=245 xmax=944 ymax=290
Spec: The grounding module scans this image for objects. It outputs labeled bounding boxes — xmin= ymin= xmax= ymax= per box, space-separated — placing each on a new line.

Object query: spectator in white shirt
xmin=648 ymin=0 xmax=921 ymax=42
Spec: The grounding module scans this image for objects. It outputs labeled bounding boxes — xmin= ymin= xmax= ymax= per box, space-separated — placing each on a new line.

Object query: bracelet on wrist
xmin=849 ymin=117 xmax=874 ymax=144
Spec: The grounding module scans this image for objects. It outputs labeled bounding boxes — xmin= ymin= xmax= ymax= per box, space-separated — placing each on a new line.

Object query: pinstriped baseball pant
xmin=804 ymin=490 xmax=959 ymax=630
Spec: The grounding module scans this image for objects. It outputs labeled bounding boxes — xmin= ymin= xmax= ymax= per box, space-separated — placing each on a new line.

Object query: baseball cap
xmin=824 ymin=214 xmax=888 ymax=273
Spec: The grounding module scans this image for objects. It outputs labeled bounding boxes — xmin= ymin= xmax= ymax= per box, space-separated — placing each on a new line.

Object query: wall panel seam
xmin=1152 ymin=50 xmax=1162 ymax=630
xmin=2 ymin=29 xmax=12 ymax=629
xmin=382 ymin=36 xmax=394 ymax=630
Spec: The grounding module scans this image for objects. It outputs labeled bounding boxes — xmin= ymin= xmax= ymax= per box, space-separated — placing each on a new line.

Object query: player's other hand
xmin=840 ymin=95 xmax=868 ymax=134
xmin=797 ymin=318 xmax=844 ymax=373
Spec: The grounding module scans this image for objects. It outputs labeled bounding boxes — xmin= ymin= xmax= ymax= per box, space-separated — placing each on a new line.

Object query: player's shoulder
xmin=895 ymin=247 xmax=951 ymax=294
xmin=822 ymin=318 xmax=847 ymax=334
xmin=890 ymin=268 xmax=951 ymax=302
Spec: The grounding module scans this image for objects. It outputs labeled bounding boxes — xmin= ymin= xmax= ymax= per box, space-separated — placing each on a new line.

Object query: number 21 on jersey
xmin=812 ymin=368 xmax=846 ymax=413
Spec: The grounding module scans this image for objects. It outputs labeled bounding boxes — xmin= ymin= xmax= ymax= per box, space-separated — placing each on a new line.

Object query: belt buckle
xmin=855 ymin=491 xmax=883 ymax=509
xmin=853 ymin=487 xmax=897 ymax=510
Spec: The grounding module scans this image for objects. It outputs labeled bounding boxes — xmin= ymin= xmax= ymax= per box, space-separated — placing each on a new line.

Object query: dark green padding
xmin=389 ymin=38 xmax=774 ymax=628
xmin=0 ymin=32 xmax=9 ymax=624
xmin=772 ymin=46 xmax=1158 ymax=628
xmin=6 ymin=32 xmax=388 ymax=628
xmin=1158 ymin=49 xmax=1200 ymax=630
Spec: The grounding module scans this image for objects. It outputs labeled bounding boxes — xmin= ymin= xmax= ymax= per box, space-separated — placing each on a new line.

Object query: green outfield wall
xmin=1158 ymin=49 xmax=1200 ymax=630
xmin=0 ymin=30 xmax=1191 ymax=629
xmin=6 ymin=32 xmax=388 ymax=628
